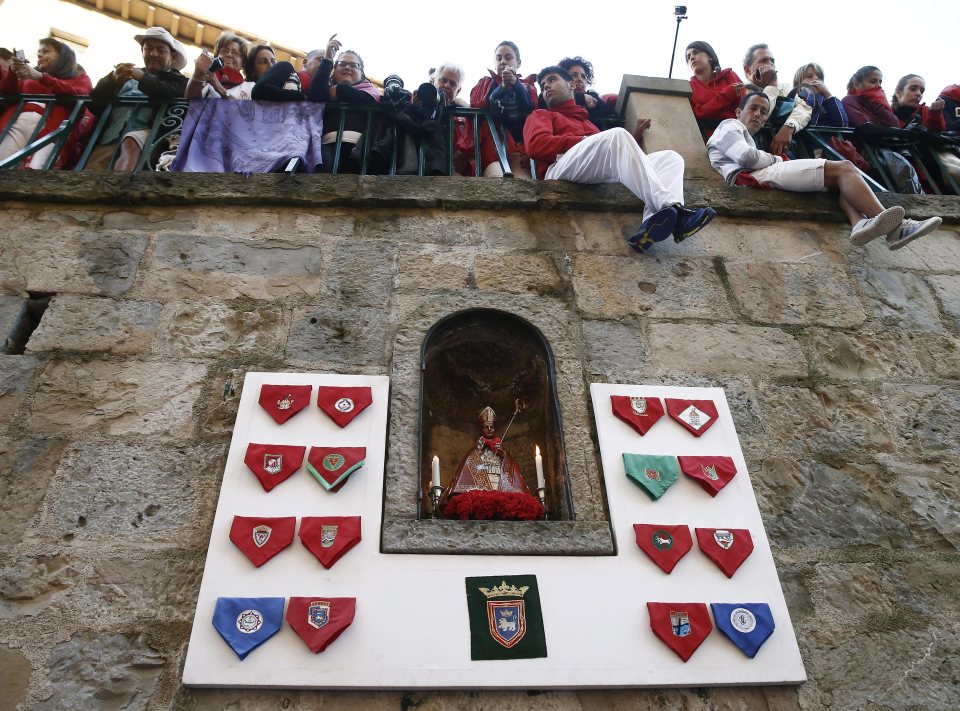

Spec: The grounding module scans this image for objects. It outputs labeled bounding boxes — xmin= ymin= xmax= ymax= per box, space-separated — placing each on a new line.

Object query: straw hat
xmin=134 ymin=26 xmax=187 ymax=71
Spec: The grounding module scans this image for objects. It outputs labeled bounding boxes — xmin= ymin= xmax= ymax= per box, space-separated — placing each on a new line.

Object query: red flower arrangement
xmin=442 ymin=490 xmax=545 ymax=521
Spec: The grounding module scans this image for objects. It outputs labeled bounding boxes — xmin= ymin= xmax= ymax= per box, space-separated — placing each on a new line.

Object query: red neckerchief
xmin=849 ymin=85 xmax=892 ymax=111
xmin=215 ymin=66 xmax=244 ymax=88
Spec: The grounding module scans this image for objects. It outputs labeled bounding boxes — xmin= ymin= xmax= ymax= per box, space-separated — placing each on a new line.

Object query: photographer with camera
xmin=186 ymin=33 xmax=251 ymax=100
xmin=307 ymin=34 xmax=380 ymax=173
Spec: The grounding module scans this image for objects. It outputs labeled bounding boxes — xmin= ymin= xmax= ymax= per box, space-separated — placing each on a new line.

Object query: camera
xmin=416 ymin=82 xmax=446 ymax=113
xmin=674 ymin=5 xmax=687 ymax=16
xmin=209 ymin=56 xmax=224 ymax=73
xmin=14 ymin=48 xmax=26 ymax=61
xmin=383 ymin=74 xmax=412 ymax=104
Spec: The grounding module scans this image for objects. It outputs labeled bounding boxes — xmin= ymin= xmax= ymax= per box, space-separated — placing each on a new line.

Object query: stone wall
xmin=1 ymin=172 xmax=958 ymax=710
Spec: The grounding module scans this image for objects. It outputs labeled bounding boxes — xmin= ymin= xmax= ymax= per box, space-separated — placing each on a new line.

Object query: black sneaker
xmin=672 ymin=206 xmax=716 ymax=243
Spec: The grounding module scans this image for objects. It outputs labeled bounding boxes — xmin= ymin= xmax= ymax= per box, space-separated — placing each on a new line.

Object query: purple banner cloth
xmin=172 ymin=99 xmax=325 ymax=173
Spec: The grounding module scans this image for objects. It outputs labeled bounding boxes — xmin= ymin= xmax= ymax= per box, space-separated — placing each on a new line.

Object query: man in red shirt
xmin=525 ymin=66 xmax=715 ymax=253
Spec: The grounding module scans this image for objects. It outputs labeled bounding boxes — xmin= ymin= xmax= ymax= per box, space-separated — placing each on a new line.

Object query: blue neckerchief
xmin=710 ymin=602 xmax=775 ymax=658
xmin=212 ymin=597 xmax=285 ymax=660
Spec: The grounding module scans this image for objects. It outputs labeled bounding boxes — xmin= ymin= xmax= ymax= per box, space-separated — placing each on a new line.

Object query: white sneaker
xmin=850 ymin=206 xmax=906 ymax=246
xmin=886 ymin=217 xmax=942 ymax=250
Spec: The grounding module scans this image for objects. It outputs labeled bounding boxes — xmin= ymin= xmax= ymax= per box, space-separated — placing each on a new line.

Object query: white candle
xmin=535 ymin=445 xmax=545 ymax=490
xmin=431 ymin=455 xmax=441 ymax=489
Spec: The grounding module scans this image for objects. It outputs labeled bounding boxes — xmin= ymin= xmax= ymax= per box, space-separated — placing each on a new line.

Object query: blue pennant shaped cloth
xmin=213 ymin=597 xmax=285 ymax=660
xmin=710 ymin=602 xmax=775 ymax=658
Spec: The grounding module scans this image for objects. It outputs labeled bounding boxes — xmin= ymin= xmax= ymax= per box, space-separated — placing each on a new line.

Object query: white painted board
xmin=183 ymin=376 xmax=806 ymax=688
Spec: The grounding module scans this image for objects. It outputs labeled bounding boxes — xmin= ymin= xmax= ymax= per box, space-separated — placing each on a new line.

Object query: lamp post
xmin=668 ymin=5 xmax=689 ymax=79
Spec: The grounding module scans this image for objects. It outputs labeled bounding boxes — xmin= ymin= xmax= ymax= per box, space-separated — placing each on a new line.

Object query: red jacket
xmin=689 ymin=68 xmax=743 ymax=121
xmin=896 ymin=104 xmax=946 ymax=131
xmin=466 ymin=70 xmax=539 ymax=171
xmin=523 ymin=100 xmax=599 ymax=178
xmin=0 ymin=67 xmax=93 ymax=168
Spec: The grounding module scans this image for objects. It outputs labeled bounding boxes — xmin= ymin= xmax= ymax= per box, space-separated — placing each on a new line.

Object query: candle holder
xmin=536 ymin=487 xmax=546 ymax=518
xmin=430 ymin=485 xmax=443 ymax=518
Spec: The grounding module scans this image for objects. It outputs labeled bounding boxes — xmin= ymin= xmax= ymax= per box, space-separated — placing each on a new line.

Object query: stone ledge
xmin=381 ymin=519 xmax=615 ymax=555
xmin=1 ymin=172 xmax=957 ymax=223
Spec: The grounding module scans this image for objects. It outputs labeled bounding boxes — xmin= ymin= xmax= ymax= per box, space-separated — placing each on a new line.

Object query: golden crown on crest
xmin=479 ymin=581 xmax=529 ymax=599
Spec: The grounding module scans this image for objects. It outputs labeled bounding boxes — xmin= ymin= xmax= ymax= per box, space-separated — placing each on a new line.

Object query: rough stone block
xmin=199 ymin=367 xmax=247 ymax=440
xmin=28 ymin=360 xmax=205 ymax=438
xmin=581 ymin=318 xmax=646 ymax=377
xmin=0 ymin=355 xmax=37 ymax=423
xmin=34 ymin=209 xmax=99 ymax=227
xmin=815 ymin=563 xmax=894 ymax=617
xmin=572 ymin=255 xmax=730 ymax=320
xmin=756 ymin=384 xmax=895 ymax=456
xmin=195 ymin=209 xmax=279 ymax=237
xmin=38 ymin=632 xmax=164 ymax=711
xmin=323 ymin=241 xmax=397 ymax=308
xmin=882 ymin=384 xmax=960 ymax=457
xmin=751 ymin=458 xmax=912 ymax=549
xmin=286 ymin=306 xmax=390 ymax=366
xmin=357 ymin=212 xmax=483 ymax=246
xmin=51 ymin=442 xmax=225 ymax=546
xmin=881 ymin=561 xmax=960 ymax=616
xmin=476 ymin=252 xmax=563 ymax=295
xmin=101 ymin=209 xmax=197 ymax=232
xmin=568 ymin=212 xmax=644 ymax=255
xmin=701 ymin=220 xmax=843 ymax=264
xmin=136 ymin=234 xmax=324 ymax=300
xmin=0 ymin=294 xmax=26 ymax=350
xmin=0 ymin=230 xmax=147 ymax=296
xmin=647 ymin=323 xmax=806 ymax=377
xmin=907 ymin=331 xmax=960 ymax=381
xmin=725 ymin=262 xmax=866 ymax=327
xmin=926 ymin=274 xmax=960 ymax=331
xmin=283 ymin=211 xmax=356 ymax=242
xmin=396 ymin=246 xmax=474 ymax=291
xmin=0 ymin=438 xmax=67 ymax=544
xmin=0 ymin=555 xmax=80 ymax=617
xmin=25 ymin=295 xmax=161 ymax=355
xmin=853 ymin=268 xmax=945 ymax=331
xmin=803 ymin=328 xmax=923 ymax=381
xmin=159 ymin=302 xmax=288 ymax=358
xmin=0 ymin=645 xmax=31 ymax=711
xmin=84 ymin=555 xmax=203 ymax=624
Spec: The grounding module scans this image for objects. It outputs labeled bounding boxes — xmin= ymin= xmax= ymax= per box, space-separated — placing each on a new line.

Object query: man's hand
xmin=193 ymin=51 xmax=213 ymax=79
xmin=500 ymin=67 xmax=517 ymax=89
xmin=114 ymin=63 xmax=137 ymax=81
xmin=931 ymin=98 xmax=946 ymax=111
xmin=754 ymin=66 xmax=777 ymax=88
xmin=770 ymin=125 xmax=794 ymax=155
xmin=632 ymin=117 xmax=652 ymax=144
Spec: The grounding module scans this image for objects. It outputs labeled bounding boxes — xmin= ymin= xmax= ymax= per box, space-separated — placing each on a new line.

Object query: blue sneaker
xmin=628 ymin=207 xmax=678 ymax=254
xmin=673 ymin=206 xmax=716 ymax=243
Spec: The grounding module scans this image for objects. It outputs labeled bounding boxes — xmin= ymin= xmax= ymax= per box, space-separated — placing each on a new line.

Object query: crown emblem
xmin=479 ymin=580 xmax=529 ymax=599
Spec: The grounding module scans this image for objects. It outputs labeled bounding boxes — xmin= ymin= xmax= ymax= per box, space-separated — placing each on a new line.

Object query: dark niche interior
xmin=418 ymin=309 xmax=573 ymax=520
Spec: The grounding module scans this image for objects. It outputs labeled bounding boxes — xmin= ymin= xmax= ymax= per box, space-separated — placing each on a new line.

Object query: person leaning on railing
xmin=185 ymin=32 xmax=251 ymax=100
xmin=686 ymin=41 xmax=745 ymax=124
xmin=789 ymin=64 xmax=848 ymax=129
xmin=252 ymin=48 xmax=324 ymax=102
xmin=0 ymin=38 xmax=91 ymax=169
xmin=85 ymin=27 xmax=188 ymax=171
xmin=307 ymin=35 xmax=380 ymax=173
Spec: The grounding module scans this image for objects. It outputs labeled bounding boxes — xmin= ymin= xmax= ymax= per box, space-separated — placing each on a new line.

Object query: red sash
xmin=229 ymin=516 xmax=296 ymax=567
xmin=243 ymin=443 xmax=306 ymax=492
xmin=665 ymin=398 xmax=719 ymax=437
xmin=306 ymin=447 xmax=366 ymax=492
xmin=299 ymin=516 xmax=362 ymax=569
xmin=633 ymin=523 xmax=692 ymax=574
xmin=258 ymin=384 xmax=312 ymax=424
xmin=696 ymin=527 xmax=754 ymax=578
xmin=647 ymin=602 xmax=713 ymax=662
xmin=677 ymin=455 xmax=737 ymax=496
xmin=316 ymin=386 xmax=373 ymax=428
xmin=611 ymin=395 xmax=664 ymax=436
xmin=286 ymin=596 xmax=357 ymax=653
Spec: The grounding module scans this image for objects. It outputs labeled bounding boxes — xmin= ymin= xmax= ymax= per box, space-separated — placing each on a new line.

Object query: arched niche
xmin=418 ymin=308 xmax=573 ymax=520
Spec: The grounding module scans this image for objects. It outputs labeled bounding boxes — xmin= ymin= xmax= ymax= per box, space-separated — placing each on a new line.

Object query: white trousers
xmin=545 ymin=127 xmax=684 ymax=220
xmin=0 ymin=112 xmax=55 ymax=169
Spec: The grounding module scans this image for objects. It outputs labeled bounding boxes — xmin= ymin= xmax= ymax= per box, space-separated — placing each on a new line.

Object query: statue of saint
xmin=444 ymin=406 xmax=531 ymax=498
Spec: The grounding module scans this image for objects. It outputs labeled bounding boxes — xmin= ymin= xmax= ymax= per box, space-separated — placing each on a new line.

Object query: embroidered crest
xmin=645 ymin=468 xmax=662 ymax=481
xmin=263 ymin=453 xmax=283 ymax=476
xmin=670 ymin=611 xmax=691 ymax=637
xmin=652 ymin=530 xmax=674 ymax=550
xmin=701 ymin=464 xmax=719 ymax=481
xmin=677 ymin=404 xmax=711 ymax=430
xmin=630 ymin=397 xmax=648 ymax=415
xmin=322 ymin=453 xmax=346 ymax=472
xmin=320 ymin=525 xmax=338 ymax=548
xmin=487 ymin=600 xmax=527 ymax=648
xmin=730 ymin=607 xmax=757 ymax=633
xmin=308 ymin=600 xmax=330 ymax=629
xmin=334 ymin=397 xmax=355 ymax=413
xmin=252 ymin=524 xmax=272 ymax=548
xmin=236 ymin=609 xmax=263 ymax=634
xmin=714 ymin=530 xmax=734 ymax=549
xmin=277 ymin=394 xmax=294 ymax=411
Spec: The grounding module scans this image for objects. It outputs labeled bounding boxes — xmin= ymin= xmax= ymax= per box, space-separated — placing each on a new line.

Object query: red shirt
xmin=689 ymin=68 xmax=743 ymax=121
xmin=523 ymin=99 xmax=599 ymax=178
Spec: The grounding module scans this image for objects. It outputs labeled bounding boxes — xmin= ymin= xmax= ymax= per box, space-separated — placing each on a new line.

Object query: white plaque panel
xmin=183 ymin=377 xmax=806 ymax=688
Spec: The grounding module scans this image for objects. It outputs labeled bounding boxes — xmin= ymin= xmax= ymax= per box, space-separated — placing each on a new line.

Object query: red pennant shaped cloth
xmin=306 ymin=447 xmax=366 ymax=492
xmin=677 ymin=456 xmax=738 ymax=497
xmin=244 ymin=443 xmax=307 ymax=492
xmin=286 ymin=596 xmax=357 ymax=653
xmin=316 ymin=386 xmax=373 ymax=428
xmin=633 ymin=524 xmax=693 ymax=574
xmin=665 ymin=398 xmax=719 ymax=437
xmin=229 ymin=516 xmax=296 ymax=567
xmin=259 ymin=384 xmax=312 ymax=425
xmin=647 ymin=602 xmax=713 ymax=662
xmin=299 ymin=516 xmax=362 ymax=569
xmin=696 ymin=527 xmax=754 ymax=578
xmin=611 ymin=395 xmax=665 ymax=436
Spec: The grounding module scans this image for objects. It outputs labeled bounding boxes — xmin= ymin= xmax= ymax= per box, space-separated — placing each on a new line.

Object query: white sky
xmin=172 ymin=0 xmax=958 ymax=101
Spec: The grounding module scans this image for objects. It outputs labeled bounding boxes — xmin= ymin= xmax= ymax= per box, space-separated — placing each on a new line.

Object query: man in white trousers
xmin=524 ymin=65 xmax=715 ymax=253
